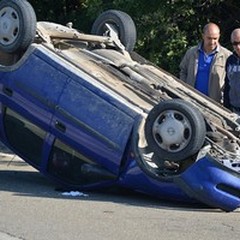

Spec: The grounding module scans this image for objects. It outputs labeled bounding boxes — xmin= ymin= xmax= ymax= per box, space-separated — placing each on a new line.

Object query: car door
xmin=0 ymin=47 xmax=69 ymax=170
xmin=49 ymin=74 xmax=136 ymax=176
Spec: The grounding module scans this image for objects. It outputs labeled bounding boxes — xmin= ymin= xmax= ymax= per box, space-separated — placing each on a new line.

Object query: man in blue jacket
xmin=180 ymin=23 xmax=231 ymax=103
xmin=224 ymin=28 xmax=240 ymax=112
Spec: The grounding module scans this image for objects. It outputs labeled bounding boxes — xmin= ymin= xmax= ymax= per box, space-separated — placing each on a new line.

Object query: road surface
xmin=0 ymin=151 xmax=240 ymax=240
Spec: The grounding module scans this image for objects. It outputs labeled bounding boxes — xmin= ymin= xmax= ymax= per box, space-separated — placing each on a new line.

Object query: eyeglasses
xmin=232 ymin=41 xmax=240 ymax=46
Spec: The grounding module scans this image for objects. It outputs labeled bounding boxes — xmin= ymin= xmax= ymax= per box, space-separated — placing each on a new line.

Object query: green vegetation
xmin=28 ymin=0 xmax=240 ymax=76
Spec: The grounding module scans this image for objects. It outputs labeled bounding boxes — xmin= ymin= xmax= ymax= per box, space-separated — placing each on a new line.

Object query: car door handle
xmin=3 ymin=87 xmax=13 ymax=97
xmin=55 ymin=120 xmax=66 ymax=132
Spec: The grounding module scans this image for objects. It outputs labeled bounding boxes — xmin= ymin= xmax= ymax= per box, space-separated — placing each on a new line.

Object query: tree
xmin=28 ymin=0 xmax=240 ymax=75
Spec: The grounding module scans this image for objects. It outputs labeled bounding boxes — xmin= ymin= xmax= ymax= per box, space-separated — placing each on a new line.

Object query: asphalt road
xmin=0 ymin=152 xmax=240 ymax=240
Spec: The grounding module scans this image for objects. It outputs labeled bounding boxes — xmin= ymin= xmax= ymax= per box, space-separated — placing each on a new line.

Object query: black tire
xmin=0 ymin=0 xmax=36 ymax=53
xmin=145 ymin=99 xmax=206 ymax=162
xmin=91 ymin=10 xmax=136 ymax=52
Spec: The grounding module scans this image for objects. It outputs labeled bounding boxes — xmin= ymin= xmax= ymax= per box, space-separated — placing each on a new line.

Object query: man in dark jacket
xmin=224 ymin=28 xmax=240 ymax=112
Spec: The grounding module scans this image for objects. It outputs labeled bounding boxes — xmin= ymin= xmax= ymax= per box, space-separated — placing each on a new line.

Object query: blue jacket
xmin=223 ymin=52 xmax=240 ymax=110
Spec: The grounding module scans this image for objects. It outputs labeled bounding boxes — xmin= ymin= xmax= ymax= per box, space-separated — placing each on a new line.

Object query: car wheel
xmin=91 ymin=10 xmax=137 ymax=52
xmin=145 ymin=99 xmax=206 ymax=163
xmin=0 ymin=0 xmax=36 ymax=53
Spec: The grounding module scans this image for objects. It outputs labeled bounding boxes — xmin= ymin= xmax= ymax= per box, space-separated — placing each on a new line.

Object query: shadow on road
xmin=0 ymin=156 xmax=220 ymax=213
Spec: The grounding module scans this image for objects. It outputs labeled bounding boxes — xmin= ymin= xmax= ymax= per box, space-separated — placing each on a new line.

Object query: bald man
xmin=179 ymin=23 xmax=231 ymax=103
xmin=223 ymin=28 xmax=240 ymax=112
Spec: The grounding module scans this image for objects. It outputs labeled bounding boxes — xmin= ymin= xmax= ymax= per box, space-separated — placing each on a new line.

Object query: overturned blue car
xmin=0 ymin=0 xmax=240 ymax=211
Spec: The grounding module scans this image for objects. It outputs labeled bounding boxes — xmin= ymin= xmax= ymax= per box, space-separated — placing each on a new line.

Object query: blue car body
xmin=0 ymin=22 xmax=240 ymax=212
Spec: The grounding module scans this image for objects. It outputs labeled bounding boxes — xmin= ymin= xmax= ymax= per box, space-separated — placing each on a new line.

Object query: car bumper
xmin=175 ymin=155 xmax=240 ymax=212
xmin=119 ymin=150 xmax=240 ymax=211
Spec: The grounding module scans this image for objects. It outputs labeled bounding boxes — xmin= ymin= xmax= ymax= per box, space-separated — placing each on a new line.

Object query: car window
xmin=48 ymin=138 xmax=116 ymax=185
xmin=3 ymin=108 xmax=46 ymax=167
